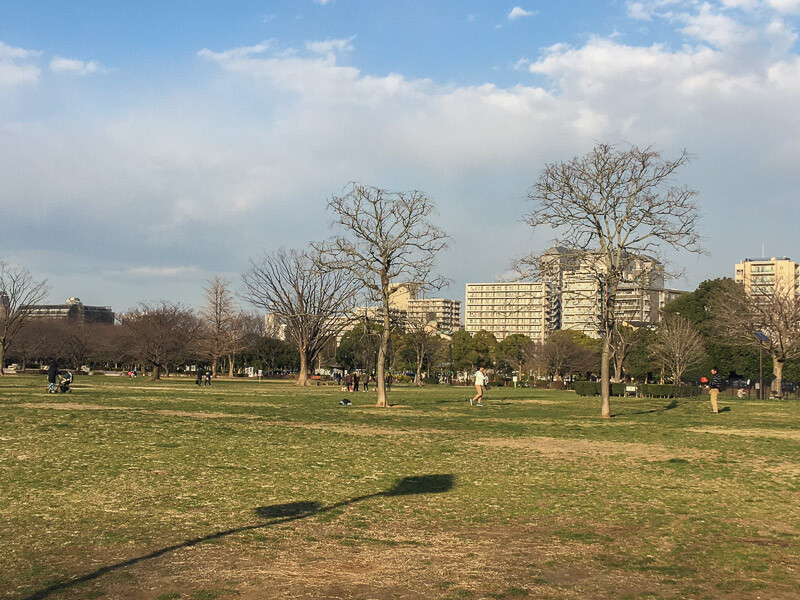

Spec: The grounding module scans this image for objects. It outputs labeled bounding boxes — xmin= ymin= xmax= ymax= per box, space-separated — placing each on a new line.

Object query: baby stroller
xmin=58 ymin=371 xmax=73 ymax=393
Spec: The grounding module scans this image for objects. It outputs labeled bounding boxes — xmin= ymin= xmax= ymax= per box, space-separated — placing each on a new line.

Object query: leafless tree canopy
xmin=199 ymin=276 xmax=241 ymax=376
xmin=241 ymin=248 xmax=358 ymax=386
xmin=609 ymin=324 xmax=648 ymax=383
xmin=0 ymin=262 xmax=49 ymax=375
xmin=710 ymin=280 xmax=800 ymax=398
xmin=525 ymin=144 xmax=700 ymax=262
xmin=521 ymin=143 xmax=702 ymax=417
xmin=314 ymin=183 xmax=450 ymax=406
xmin=119 ymin=301 xmax=202 ymax=380
xmin=527 ymin=331 xmax=598 ymax=381
xmin=648 ymin=314 xmax=706 ymax=384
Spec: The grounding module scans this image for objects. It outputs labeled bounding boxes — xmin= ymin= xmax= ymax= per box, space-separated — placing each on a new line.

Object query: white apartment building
xmin=735 ymin=256 xmax=800 ymax=298
xmin=406 ymin=297 xmax=462 ymax=332
xmin=464 ymin=282 xmax=556 ymax=342
xmin=555 ymin=252 xmax=669 ymax=337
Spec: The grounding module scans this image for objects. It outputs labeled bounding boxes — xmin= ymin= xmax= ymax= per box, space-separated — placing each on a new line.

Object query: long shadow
xmin=21 ymin=474 xmax=454 ymax=600
xmin=632 ymin=399 xmax=680 ymax=415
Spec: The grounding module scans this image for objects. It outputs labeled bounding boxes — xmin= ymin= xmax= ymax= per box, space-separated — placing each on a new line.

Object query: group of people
xmin=335 ymin=371 xmax=394 ymax=392
xmin=195 ymin=367 xmax=212 ymax=387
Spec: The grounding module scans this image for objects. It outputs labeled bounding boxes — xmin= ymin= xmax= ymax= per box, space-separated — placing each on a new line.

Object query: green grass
xmin=1 ymin=374 xmax=799 ymax=599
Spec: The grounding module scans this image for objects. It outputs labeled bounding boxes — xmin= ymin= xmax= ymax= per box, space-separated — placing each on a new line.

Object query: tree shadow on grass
xmin=632 ymin=399 xmax=680 ymax=415
xmin=21 ymin=474 xmax=455 ymax=600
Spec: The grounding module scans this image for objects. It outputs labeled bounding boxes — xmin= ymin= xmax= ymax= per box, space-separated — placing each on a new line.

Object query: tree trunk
xmin=613 ymin=358 xmax=623 ymax=383
xmin=773 ymin=356 xmax=784 ymax=399
xmin=414 ymin=353 xmax=424 ymax=386
xmin=375 ymin=326 xmax=390 ymax=406
xmin=298 ymin=350 xmax=310 ymax=386
xmin=600 ymin=335 xmax=611 ymax=418
xmin=0 ymin=342 xmax=5 ymax=375
xmin=151 ymin=363 xmax=162 ymax=381
xmin=211 ymin=355 xmax=218 ymax=377
xmin=228 ymin=354 xmax=234 ymax=378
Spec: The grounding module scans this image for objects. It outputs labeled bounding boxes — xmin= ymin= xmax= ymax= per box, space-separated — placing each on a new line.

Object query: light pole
xmin=753 ymin=331 xmax=769 ymax=400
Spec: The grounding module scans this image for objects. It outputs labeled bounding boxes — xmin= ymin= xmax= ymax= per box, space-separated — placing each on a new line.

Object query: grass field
xmin=1 ymin=375 xmax=799 ymax=600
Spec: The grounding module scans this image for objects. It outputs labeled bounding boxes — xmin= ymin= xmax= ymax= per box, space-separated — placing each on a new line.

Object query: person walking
xmin=353 ymin=371 xmax=360 ymax=392
xmin=363 ymin=373 xmax=369 ymax=392
xmin=204 ymin=369 xmax=212 ymax=387
xmin=196 ymin=367 xmax=204 ymax=387
xmin=709 ymin=367 xmax=722 ymax=414
xmin=47 ymin=360 xmax=59 ymax=393
xmin=471 ymin=367 xmax=487 ymax=406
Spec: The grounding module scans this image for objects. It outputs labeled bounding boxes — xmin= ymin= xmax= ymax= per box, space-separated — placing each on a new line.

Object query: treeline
xmin=5 ymin=302 xmax=298 ymax=377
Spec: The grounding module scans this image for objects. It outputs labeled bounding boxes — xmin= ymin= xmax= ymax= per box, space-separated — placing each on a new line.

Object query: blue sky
xmin=2 ymin=1 xmax=800 ymax=313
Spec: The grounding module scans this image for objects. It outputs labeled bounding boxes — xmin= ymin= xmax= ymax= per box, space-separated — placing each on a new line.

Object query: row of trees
xmin=1 ymin=275 xmax=299 ymax=378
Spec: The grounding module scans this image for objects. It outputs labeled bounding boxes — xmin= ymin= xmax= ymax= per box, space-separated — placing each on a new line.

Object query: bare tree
xmin=648 ymin=314 xmax=706 ymax=384
xmin=315 ymin=183 xmax=450 ymax=407
xmin=199 ymin=276 xmax=239 ymax=377
xmin=609 ymin=324 xmax=648 ymax=383
xmin=402 ymin=315 xmax=439 ymax=386
xmin=241 ymin=248 xmax=357 ymax=386
xmin=521 ymin=144 xmax=701 ymax=417
xmin=710 ymin=280 xmax=800 ymax=398
xmin=530 ymin=330 xmax=598 ymax=381
xmin=119 ymin=301 xmax=202 ymax=380
xmin=0 ymin=262 xmax=49 ymax=374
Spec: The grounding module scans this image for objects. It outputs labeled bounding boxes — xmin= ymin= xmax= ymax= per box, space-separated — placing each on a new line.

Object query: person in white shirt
xmin=471 ymin=367 xmax=487 ymax=406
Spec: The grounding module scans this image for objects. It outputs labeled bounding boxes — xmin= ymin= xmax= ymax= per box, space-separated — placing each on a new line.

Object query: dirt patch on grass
xmin=688 ymin=426 xmax=800 ymax=440
xmin=473 ymin=435 xmax=712 ymax=461
xmin=152 ymin=410 xmax=263 ymax=420
xmin=270 ymin=421 xmax=449 ymax=437
xmin=13 ymin=402 xmax=136 ymax=411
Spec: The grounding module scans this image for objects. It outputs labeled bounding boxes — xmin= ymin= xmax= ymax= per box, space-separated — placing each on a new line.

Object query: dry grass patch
xmin=473 ymin=436 xmax=712 ymax=461
xmin=688 ymin=426 xmax=800 ymax=440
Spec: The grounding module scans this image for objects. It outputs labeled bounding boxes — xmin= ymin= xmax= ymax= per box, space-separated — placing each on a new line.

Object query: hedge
xmin=573 ymin=381 xmax=703 ymax=398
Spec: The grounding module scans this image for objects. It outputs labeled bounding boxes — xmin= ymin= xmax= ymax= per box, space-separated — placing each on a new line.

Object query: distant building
xmin=545 ymin=248 xmax=681 ymax=337
xmin=465 ymin=282 xmax=556 ymax=343
xmin=264 ymin=313 xmax=288 ymax=341
xmin=406 ymin=297 xmax=462 ymax=332
xmin=24 ymin=297 xmax=115 ymax=324
xmin=735 ymin=256 xmax=800 ymax=299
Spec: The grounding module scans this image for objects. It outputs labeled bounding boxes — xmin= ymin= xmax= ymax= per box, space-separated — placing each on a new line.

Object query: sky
xmin=2 ymin=0 xmax=800 ymax=314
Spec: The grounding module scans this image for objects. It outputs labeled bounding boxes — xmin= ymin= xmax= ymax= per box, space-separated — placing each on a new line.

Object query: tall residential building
xmin=735 ymin=257 xmax=800 ymax=298
xmin=464 ymin=282 xmax=556 ymax=342
xmin=406 ymin=297 xmax=462 ymax=332
xmin=549 ymin=250 xmax=669 ymax=337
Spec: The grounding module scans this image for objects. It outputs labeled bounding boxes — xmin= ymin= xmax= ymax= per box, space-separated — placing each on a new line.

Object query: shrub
xmin=574 ymin=381 xmax=600 ymax=396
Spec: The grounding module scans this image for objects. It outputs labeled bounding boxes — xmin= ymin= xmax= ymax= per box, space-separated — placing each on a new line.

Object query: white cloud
xmin=197 ymin=42 xmax=270 ymax=62
xmin=508 ymin=6 xmax=534 ymax=20
xmin=0 ymin=40 xmax=41 ymax=88
xmin=767 ymin=0 xmax=800 ymax=14
xmin=314 ymin=0 xmax=333 ymax=4
xmin=678 ymin=4 xmax=757 ymax=47
xmin=305 ymin=36 xmax=355 ymax=56
xmin=124 ymin=266 xmax=200 ymax=278
xmin=628 ymin=2 xmax=653 ymax=20
xmin=49 ymin=56 xmax=101 ymax=75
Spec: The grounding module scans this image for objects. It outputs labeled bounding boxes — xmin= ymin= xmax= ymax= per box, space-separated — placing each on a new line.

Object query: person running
xmin=471 ymin=367 xmax=487 ymax=406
